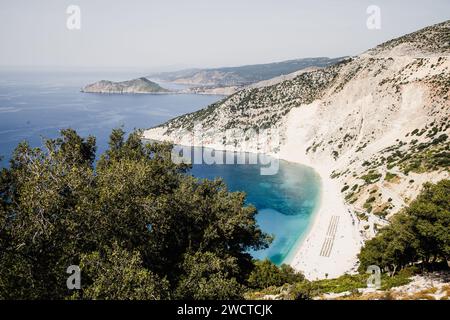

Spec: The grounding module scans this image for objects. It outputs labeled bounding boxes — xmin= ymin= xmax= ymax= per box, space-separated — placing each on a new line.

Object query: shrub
xmin=385 ymin=172 xmax=398 ymax=181
xmin=247 ymin=259 xmax=304 ymax=290
xmin=361 ymin=171 xmax=382 ymax=184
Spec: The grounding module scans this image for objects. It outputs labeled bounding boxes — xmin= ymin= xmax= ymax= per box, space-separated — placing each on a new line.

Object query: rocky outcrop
xmin=81 ymin=77 xmax=170 ymax=94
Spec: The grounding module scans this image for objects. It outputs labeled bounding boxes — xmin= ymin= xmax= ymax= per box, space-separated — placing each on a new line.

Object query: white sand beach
xmin=277 ymin=148 xmax=363 ymax=279
xmin=275 ymin=102 xmax=364 ymax=280
xmin=287 ymin=165 xmax=363 ymax=280
xmin=142 ymin=20 xmax=450 ymax=281
xmin=144 ymin=125 xmax=365 ymax=280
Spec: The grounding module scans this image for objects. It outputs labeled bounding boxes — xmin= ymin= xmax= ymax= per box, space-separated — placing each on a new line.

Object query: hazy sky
xmin=1 ymin=0 xmax=449 ymax=71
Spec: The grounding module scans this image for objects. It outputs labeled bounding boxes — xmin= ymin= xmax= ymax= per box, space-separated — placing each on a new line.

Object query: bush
xmin=361 ymin=171 xmax=382 ymax=184
xmin=290 ymin=281 xmax=319 ymax=300
xmin=310 ymin=274 xmax=368 ymax=294
xmin=385 ymin=172 xmax=398 ymax=181
xmin=380 ymin=267 xmax=417 ymax=290
xmin=247 ymin=259 xmax=304 ymax=289
xmin=0 ymin=129 xmax=271 ymax=299
xmin=358 ymin=180 xmax=450 ymax=275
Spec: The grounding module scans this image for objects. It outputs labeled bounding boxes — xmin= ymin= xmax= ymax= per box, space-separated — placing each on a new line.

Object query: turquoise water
xmin=0 ymin=70 xmax=321 ymax=265
xmin=190 ymin=150 xmax=321 ymax=265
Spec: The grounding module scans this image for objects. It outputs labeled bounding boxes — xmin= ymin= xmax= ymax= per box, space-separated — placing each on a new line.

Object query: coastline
xmin=289 ymin=166 xmax=362 ymax=280
xmin=277 ymin=149 xmax=363 ymax=280
xmin=80 ymin=90 xmax=174 ymax=95
xmin=80 ymin=88 xmax=228 ymax=96
xmin=142 ymin=132 xmax=363 ymax=280
xmin=281 ymin=171 xmax=322 ymax=266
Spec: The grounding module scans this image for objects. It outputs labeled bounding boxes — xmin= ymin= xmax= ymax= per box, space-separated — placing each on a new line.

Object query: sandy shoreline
xmin=289 ymin=165 xmax=362 ymax=280
xmin=142 ymin=132 xmax=364 ymax=280
xmin=277 ymin=148 xmax=363 ymax=280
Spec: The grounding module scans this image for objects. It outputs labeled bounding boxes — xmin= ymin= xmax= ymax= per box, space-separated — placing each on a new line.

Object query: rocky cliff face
xmin=144 ymin=21 xmax=450 ymax=238
xmin=82 ymin=77 xmax=170 ymax=94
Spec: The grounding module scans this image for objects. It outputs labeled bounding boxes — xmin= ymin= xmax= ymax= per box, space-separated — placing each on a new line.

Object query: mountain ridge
xmin=143 ymin=20 xmax=450 ymax=279
xmin=149 ymin=57 xmax=345 ymax=87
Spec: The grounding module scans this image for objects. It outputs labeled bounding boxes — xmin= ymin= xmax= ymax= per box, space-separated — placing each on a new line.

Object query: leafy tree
xmin=358 ymin=213 xmax=418 ymax=274
xmin=175 ymin=251 xmax=244 ymax=299
xmin=0 ymin=132 xmax=96 ymax=299
xmin=73 ymin=243 xmax=170 ymax=300
xmin=407 ymin=180 xmax=450 ymax=264
xmin=0 ymin=128 xmax=270 ymax=299
xmin=290 ymin=280 xmax=319 ymax=300
xmin=358 ymin=179 xmax=449 ymax=274
xmin=0 ymin=163 xmax=9 ymax=251
xmin=247 ymin=259 xmax=304 ymax=289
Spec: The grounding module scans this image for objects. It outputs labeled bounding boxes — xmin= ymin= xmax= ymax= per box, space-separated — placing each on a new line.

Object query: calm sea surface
xmin=0 ymin=70 xmax=321 ymax=265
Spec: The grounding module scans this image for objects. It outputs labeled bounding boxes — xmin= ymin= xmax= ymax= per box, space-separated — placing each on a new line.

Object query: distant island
xmin=81 ymin=57 xmax=345 ymax=96
xmin=81 ymin=77 xmax=170 ymax=94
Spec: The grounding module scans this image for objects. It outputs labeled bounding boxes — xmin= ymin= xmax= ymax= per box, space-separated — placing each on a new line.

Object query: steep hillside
xmin=143 ymin=20 xmax=450 ymax=278
xmin=150 ymin=57 xmax=344 ymax=87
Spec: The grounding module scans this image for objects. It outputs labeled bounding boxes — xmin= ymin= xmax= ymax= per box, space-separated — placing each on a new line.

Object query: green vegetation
xmin=245 ymin=179 xmax=449 ymax=300
xmin=247 ymin=259 xmax=304 ymax=290
xmin=1 ymin=127 xmax=448 ymax=300
xmin=399 ymin=137 xmax=449 ymax=174
xmin=379 ymin=268 xmax=416 ymax=290
xmin=373 ymin=208 xmax=389 ymax=219
xmin=161 ymin=63 xmax=342 ymax=139
xmin=371 ymin=123 xmax=448 ymax=180
xmin=82 ymin=77 xmax=170 ymax=94
xmin=0 ymin=128 xmax=274 ymax=299
xmin=361 ymin=171 xmax=382 ymax=184
xmin=356 ymin=212 xmax=368 ymax=221
xmin=303 ymin=274 xmax=368 ymax=294
xmin=385 ymin=130 xmax=448 ymax=175
xmin=246 ymin=268 xmax=415 ymax=300
xmin=375 ymin=20 xmax=450 ymax=54
xmin=385 ymin=172 xmax=398 ymax=181
xmin=358 ymin=180 xmax=450 ymax=275
xmin=306 ymin=269 xmax=412 ymax=294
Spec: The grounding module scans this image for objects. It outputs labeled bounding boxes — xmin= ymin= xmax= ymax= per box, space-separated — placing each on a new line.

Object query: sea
xmin=0 ymin=69 xmax=321 ymax=265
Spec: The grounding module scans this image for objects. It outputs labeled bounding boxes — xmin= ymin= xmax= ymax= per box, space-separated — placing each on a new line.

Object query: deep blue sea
xmin=0 ymin=70 xmax=321 ymax=265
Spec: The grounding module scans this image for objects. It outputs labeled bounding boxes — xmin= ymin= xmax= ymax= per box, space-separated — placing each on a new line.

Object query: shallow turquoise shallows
xmin=190 ymin=150 xmax=321 ymax=265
